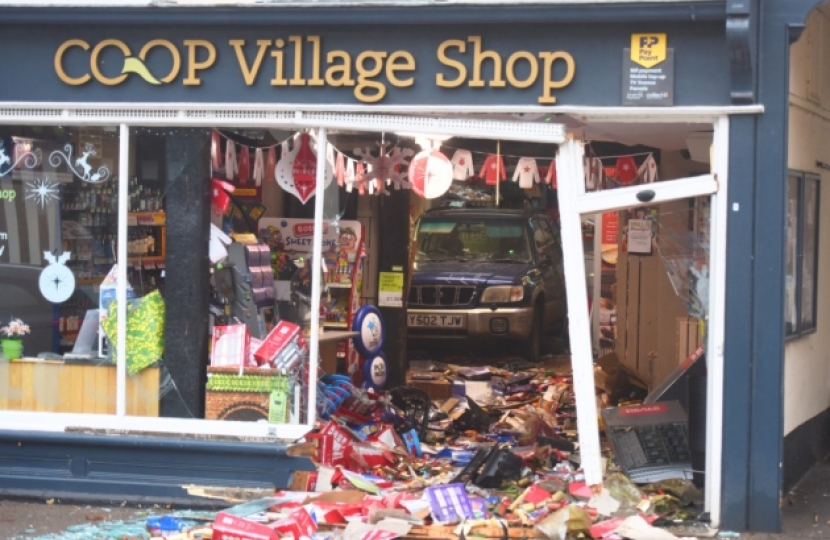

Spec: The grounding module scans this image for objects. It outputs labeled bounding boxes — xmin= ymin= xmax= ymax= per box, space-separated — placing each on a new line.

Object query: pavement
xmin=3 ymin=457 xmax=830 ymax=539
xmin=740 ymin=455 xmax=830 ymax=540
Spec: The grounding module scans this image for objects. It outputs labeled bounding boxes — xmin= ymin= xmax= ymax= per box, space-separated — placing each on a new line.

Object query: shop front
xmin=0 ymin=0 xmax=788 ymax=532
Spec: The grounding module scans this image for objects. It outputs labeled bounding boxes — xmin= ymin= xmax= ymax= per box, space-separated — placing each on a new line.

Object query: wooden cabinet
xmin=0 ymin=360 xmax=159 ymax=416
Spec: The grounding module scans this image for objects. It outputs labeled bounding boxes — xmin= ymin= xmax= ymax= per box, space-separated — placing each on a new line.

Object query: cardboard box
xmin=211 ymin=324 xmax=250 ymax=367
xmin=406 ymin=374 xmax=452 ymax=400
xmin=290 ymin=471 xmax=318 ymax=492
xmin=212 ymin=512 xmax=279 ymax=540
xmin=254 ymin=321 xmax=301 ymax=365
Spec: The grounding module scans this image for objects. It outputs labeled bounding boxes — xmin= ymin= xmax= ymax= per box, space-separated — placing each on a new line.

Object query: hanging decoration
xmin=355 ymin=162 xmax=366 ymax=196
xmin=49 ymin=143 xmax=110 ymax=183
xmin=450 ymin=149 xmax=475 ymax=181
xmin=237 ymin=145 xmax=250 ymax=185
xmin=614 ymin=155 xmax=638 ymax=185
xmin=225 ymin=140 xmax=237 ymax=180
xmin=336 ymin=156 xmax=357 ymax=193
xmin=354 ymin=142 xmax=414 ymax=196
xmin=584 ymin=156 xmax=603 ymax=191
xmin=545 ymin=159 xmax=557 ymax=188
xmin=253 ymin=148 xmax=264 ymax=187
xmin=266 ymin=146 xmax=277 ymax=183
xmin=408 ymin=148 xmax=453 ymax=199
xmin=638 ymin=153 xmax=658 ymax=183
xmin=478 ymin=153 xmax=507 ymax=186
xmin=211 ymin=130 xmax=223 ymax=172
xmin=511 ymin=157 xmax=541 ymax=189
xmin=0 ymin=140 xmax=40 ymax=178
xmin=210 ymin=129 xmax=658 ymax=204
xmin=275 ymin=132 xmax=334 ymax=204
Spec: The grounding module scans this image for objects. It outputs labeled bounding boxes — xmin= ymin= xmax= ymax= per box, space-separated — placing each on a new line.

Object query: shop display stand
xmin=126 ymin=211 xmax=166 ymax=297
xmin=227 ymin=242 xmax=278 ymax=340
xmin=323 ymin=236 xmax=367 ymax=376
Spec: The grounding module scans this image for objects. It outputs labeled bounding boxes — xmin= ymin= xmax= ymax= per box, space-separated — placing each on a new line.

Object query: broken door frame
xmin=556 ymin=116 xmax=729 ymax=528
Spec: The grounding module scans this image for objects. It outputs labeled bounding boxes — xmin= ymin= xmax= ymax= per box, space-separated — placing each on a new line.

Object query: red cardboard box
xmin=254 ymin=321 xmax=301 ymax=366
xmin=270 ymin=507 xmax=317 ymax=540
xmin=307 ymin=421 xmax=352 ymax=467
xmin=289 ymin=471 xmax=318 ymax=492
xmin=212 ymin=512 xmax=279 ymax=540
xmin=211 ymin=324 xmax=250 ymax=367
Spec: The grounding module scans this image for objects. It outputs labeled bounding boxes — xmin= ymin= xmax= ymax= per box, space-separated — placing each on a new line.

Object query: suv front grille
xmin=408 ymin=285 xmax=477 ymax=307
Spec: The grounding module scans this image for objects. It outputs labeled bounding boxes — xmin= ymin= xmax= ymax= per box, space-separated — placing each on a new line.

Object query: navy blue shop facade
xmin=0 ymin=0 xmax=816 ymax=533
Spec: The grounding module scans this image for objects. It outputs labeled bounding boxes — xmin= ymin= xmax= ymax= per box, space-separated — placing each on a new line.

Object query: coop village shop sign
xmin=53 ymin=36 xmax=576 ymax=104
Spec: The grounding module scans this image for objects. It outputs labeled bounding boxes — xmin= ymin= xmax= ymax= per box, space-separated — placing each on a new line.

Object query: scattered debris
xmin=28 ymin=356 xmax=718 ymax=540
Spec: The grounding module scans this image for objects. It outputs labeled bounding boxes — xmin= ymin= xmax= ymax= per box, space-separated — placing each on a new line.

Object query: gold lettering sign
xmin=630 ymin=33 xmax=667 ymax=69
xmin=53 ymin=35 xmax=576 ymax=104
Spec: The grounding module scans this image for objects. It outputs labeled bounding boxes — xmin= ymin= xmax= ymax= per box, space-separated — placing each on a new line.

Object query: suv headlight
xmin=481 ymin=285 xmax=524 ymax=303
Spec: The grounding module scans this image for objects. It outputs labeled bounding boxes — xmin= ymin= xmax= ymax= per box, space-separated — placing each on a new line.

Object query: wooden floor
xmin=0 ymin=360 xmax=159 ymax=416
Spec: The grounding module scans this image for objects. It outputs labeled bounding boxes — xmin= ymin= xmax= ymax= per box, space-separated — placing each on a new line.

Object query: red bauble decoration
xmin=408 ymin=149 xmax=453 ymax=199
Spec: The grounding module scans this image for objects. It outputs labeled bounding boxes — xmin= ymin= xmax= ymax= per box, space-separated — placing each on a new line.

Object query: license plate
xmin=407 ymin=313 xmax=467 ymax=328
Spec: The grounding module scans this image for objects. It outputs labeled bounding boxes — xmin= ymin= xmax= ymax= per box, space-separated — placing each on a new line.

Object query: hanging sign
xmin=622 ymin=33 xmax=674 ymax=107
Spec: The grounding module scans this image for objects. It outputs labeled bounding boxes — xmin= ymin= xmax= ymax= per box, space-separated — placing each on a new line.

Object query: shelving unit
xmin=61 ymin=181 xmax=118 ymax=283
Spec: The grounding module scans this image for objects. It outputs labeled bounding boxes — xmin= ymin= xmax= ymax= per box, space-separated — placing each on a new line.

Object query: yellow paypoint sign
xmin=631 ymin=34 xmax=667 ymax=68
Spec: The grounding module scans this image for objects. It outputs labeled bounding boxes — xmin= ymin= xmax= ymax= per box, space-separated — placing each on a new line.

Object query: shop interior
xmin=0 ymin=117 xmax=715 ymax=486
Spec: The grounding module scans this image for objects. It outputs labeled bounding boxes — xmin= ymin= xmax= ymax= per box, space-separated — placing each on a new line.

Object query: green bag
xmin=102 ymin=290 xmax=165 ymax=374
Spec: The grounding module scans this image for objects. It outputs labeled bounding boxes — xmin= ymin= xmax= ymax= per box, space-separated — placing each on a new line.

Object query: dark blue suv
xmin=407 ymin=207 xmax=567 ymax=362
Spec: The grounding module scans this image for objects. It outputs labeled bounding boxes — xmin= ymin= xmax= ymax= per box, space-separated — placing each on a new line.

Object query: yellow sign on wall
xmin=630 ymin=34 xmax=667 ymax=69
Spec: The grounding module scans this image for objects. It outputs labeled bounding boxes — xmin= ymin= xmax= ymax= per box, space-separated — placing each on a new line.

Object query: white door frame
xmin=556 ymin=115 xmax=728 ymax=528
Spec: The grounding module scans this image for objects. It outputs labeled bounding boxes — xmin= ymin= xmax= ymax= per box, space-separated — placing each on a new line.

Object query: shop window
xmin=786 ymin=171 xmax=821 ymax=338
xmin=0 ymin=125 xmax=120 ymax=413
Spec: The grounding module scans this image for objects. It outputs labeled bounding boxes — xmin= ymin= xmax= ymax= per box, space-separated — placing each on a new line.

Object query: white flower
xmin=1 ymin=318 xmax=31 ymax=337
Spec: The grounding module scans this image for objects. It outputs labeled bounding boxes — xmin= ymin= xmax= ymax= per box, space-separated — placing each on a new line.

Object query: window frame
xmin=785 ymin=169 xmax=821 ymax=339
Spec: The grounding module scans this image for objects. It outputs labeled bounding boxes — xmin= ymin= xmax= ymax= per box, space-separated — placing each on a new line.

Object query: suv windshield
xmin=415 ymin=217 xmax=531 ymax=263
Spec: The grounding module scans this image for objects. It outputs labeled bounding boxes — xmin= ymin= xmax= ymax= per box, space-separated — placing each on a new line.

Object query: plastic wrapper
xmin=534 ymin=505 xmax=592 ymax=540
xmin=641 ymin=478 xmax=703 ymax=505
xmin=350 ymin=442 xmax=397 ymax=470
xmin=605 ymin=472 xmax=645 ymax=509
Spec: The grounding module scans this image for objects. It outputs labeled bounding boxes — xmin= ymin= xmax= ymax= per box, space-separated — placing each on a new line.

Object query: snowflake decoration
xmin=25 ymin=178 xmax=61 ymax=209
xmin=354 ymin=142 xmax=414 ymax=196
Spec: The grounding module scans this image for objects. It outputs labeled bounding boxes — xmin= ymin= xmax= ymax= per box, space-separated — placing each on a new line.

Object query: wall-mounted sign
xmin=622 ymin=34 xmax=674 ymax=107
xmin=627 ymin=218 xmax=653 ymax=254
xmin=53 ymin=35 xmax=575 ymax=105
xmin=378 ymin=272 xmax=404 ymax=307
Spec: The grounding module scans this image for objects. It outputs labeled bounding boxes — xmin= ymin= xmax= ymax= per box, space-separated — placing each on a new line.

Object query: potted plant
xmin=1 ymin=318 xmax=30 ymax=360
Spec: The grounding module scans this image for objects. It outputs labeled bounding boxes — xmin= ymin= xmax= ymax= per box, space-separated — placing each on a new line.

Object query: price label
xmin=378 ymin=272 xmax=404 ymax=307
